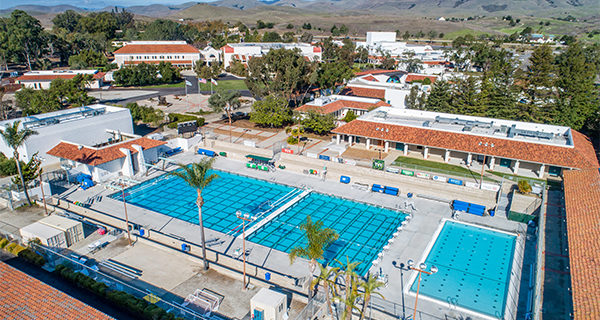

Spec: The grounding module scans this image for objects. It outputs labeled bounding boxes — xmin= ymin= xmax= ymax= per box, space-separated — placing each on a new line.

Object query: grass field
xmin=199 ymin=80 xmax=248 ymax=91
xmin=392 ymin=156 xmax=497 ymax=181
xmin=142 ymin=81 xmax=185 ymax=89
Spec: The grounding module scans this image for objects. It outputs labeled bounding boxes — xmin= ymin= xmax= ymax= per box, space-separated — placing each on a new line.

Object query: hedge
xmin=54 ymin=264 xmax=182 ymax=320
xmin=167 ymin=113 xmax=205 ymax=129
xmin=0 ymin=236 xmax=46 ymax=266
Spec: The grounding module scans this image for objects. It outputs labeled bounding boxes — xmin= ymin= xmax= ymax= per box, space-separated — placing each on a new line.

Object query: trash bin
xmin=139 ymin=228 xmax=145 ymax=236
xmin=265 ymin=272 xmax=271 ymax=281
xmin=219 ymin=151 xmax=227 ymax=157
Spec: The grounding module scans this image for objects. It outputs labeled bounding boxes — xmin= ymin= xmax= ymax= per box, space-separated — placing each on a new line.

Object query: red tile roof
xmin=47 ymin=138 xmax=167 ymax=166
xmin=361 ymin=75 xmax=378 ymax=82
xmin=295 ymin=100 xmax=390 ymax=115
xmin=17 ymin=72 xmax=105 ymax=82
xmin=0 ymin=262 xmax=114 ymax=320
xmin=332 ymin=120 xmax=599 ymax=169
xmin=114 ymin=44 xmax=199 ymax=55
xmin=355 ymin=69 xmax=398 ymax=76
xmin=222 ymin=45 xmax=234 ymax=53
xmin=405 ymin=74 xmax=437 ymax=83
xmin=563 ymin=169 xmax=600 ymax=319
xmin=340 ymin=86 xmax=386 ymax=100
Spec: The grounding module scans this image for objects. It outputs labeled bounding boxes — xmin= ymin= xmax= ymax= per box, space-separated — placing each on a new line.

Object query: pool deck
xmin=54 ymin=150 xmax=534 ymax=320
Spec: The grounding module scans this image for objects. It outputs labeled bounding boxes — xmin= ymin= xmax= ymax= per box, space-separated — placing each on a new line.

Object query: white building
xmin=113 ymin=41 xmax=201 ymax=68
xmin=221 ymin=43 xmax=322 ymax=68
xmin=356 ymin=32 xmax=444 ymax=61
xmin=199 ymin=46 xmax=221 ymax=65
xmin=0 ymin=105 xmax=134 ymax=166
xmin=16 ymin=70 xmax=105 ymax=90
xmin=295 ymin=95 xmax=390 ymax=119
xmin=47 ymin=134 xmax=166 ymax=182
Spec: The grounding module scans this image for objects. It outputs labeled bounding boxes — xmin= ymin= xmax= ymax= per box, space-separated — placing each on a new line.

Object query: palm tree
xmin=312 ymin=263 xmax=340 ymax=316
xmin=208 ymin=88 xmax=241 ymax=142
xmin=0 ymin=121 xmax=38 ymax=205
xmin=336 ymin=257 xmax=361 ymax=320
xmin=169 ymin=158 xmax=218 ymax=270
xmin=358 ymin=274 xmax=385 ymax=320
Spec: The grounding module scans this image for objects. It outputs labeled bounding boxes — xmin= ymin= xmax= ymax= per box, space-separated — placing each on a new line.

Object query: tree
xmin=209 ymin=89 xmax=241 ymax=142
xmin=68 ymin=49 xmax=108 ymax=69
xmin=358 ymin=274 xmax=385 ymax=320
xmin=282 ymin=32 xmax=296 ymax=43
xmin=195 ymin=62 xmax=221 ymax=80
xmin=380 ymin=55 xmax=396 ymax=70
xmin=157 ymin=62 xmax=181 ymax=83
xmin=336 ymin=257 xmax=361 ymax=320
xmin=290 ymin=216 xmax=339 ymax=296
xmin=76 ymin=12 xmax=118 ymax=39
xmin=312 ymin=264 xmax=339 ymax=316
xmin=425 ymin=81 xmax=453 ymax=112
xmin=300 ymin=32 xmax=313 ymax=43
xmin=342 ymin=110 xmax=357 ymax=123
xmin=141 ymin=19 xmax=186 ymax=41
xmin=228 ymin=59 xmax=247 ymax=77
xmin=523 ymin=44 xmax=555 ymax=105
xmin=250 ymin=95 xmax=293 ymax=127
xmin=245 ymin=48 xmax=315 ymax=100
xmin=52 ymin=10 xmax=81 ymax=32
xmin=331 ymin=25 xmax=340 ymax=36
xmin=301 ymin=111 xmax=336 ymax=135
xmin=302 ymin=23 xmax=312 ymax=30
xmin=11 ymin=152 xmax=41 ymax=188
xmin=402 ymin=31 xmax=410 ymax=41
xmin=169 ymin=159 xmax=219 ymax=270
xmin=405 ymin=86 xmax=421 ymax=109
xmin=0 ymin=121 xmax=38 ymax=205
xmin=262 ymin=31 xmax=282 ymax=42
xmin=316 ymin=61 xmax=353 ymax=90
xmin=517 ymin=180 xmax=532 ymax=194
xmin=285 ymin=126 xmax=304 ymax=153
xmin=286 ymin=23 xmax=294 ymax=29
xmin=4 ymin=10 xmax=47 ymax=70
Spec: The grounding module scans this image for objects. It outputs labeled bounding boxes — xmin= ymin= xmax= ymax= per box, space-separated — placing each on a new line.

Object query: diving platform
xmin=239 ymin=189 xmax=312 ymax=240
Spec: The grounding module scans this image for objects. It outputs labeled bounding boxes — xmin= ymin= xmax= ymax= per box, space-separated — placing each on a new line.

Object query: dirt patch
xmin=341 ymin=147 xmax=388 ymax=161
xmin=211 ymin=128 xmax=269 ymax=141
xmin=215 ymin=119 xmax=282 ymax=133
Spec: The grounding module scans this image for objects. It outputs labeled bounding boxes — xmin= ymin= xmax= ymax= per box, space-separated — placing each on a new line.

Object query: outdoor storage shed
xmin=20 ymin=222 xmax=67 ymax=248
xmin=250 ymin=288 xmax=288 ymax=320
xmin=38 ymin=215 xmax=84 ymax=247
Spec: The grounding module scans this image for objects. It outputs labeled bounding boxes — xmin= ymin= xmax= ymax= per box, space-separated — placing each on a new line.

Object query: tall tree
xmin=300 ymin=111 xmax=336 ymax=135
xmin=553 ymin=42 xmax=598 ymax=130
xmin=316 ymin=61 xmax=353 ymax=90
xmin=425 ymin=81 xmax=453 ymax=112
xmin=209 ymin=89 xmax=241 ymax=142
xmin=169 ymin=159 xmax=219 ymax=270
xmin=52 ymin=10 xmax=81 ymax=32
xmin=4 ymin=10 xmax=47 ymax=70
xmin=250 ymin=95 xmax=293 ymax=128
xmin=311 ymin=264 xmax=340 ymax=316
xmin=0 ymin=121 xmax=38 ymax=205
xmin=523 ymin=44 xmax=555 ymax=105
xmin=358 ymin=274 xmax=385 ymax=320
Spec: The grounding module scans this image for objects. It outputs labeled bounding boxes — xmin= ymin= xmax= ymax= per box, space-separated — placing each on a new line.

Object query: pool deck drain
xmin=239 ymin=189 xmax=312 ymax=239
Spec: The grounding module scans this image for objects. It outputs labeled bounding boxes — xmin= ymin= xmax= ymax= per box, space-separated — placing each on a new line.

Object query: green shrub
xmin=0 ymin=238 xmax=9 ymax=248
xmin=17 ymin=248 xmax=46 ymax=266
xmin=518 ymin=180 xmax=532 ymax=194
xmin=166 ymin=113 xmax=205 ymax=129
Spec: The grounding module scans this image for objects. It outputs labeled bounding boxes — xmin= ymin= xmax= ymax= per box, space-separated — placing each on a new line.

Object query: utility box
xmin=20 ymin=222 xmax=67 ymax=248
xmin=250 ymin=288 xmax=288 ymax=320
xmin=38 ymin=215 xmax=84 ymax=247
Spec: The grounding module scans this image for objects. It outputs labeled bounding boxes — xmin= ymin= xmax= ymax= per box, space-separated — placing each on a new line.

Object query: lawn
xmin=393 ymin=156 xmax=497 ymax=181
xmin=486 ymin=170 xmax=547 ymax=184
xmin=199 ymin=80 xmax=248 ymax=91
xmin=142 ymin=81 xmax=185 ymax=89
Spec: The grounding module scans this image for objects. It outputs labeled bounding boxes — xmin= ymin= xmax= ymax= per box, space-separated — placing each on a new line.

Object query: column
xmin=349 ymin=136 xmax=354 ymax=145
xmin=423 ymin=147 xmax=429 ymax=159
xmin=466 ymin=153 xmax=472 ymax=166
xmin=336 ymin=134 xmax=341 ymax=145
xmin=384 ymin=141 xmax=389 ymax=153
xmin=444 ymin=149 xmax=450 ymax=163
xmin=489 ymin=157 xmax=495 ymax=171
xmin=366 ymin=138 xmax=371 ymax=150
xmin=538 ymin=164 xmax=545 ymax=179
xmin=403 ymin=144 xmax=409 ymax=156
xmin=513 ymin=160 xmax=520 ymax=174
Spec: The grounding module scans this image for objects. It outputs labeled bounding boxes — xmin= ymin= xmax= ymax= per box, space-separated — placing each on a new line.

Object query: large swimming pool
xmin=112 ymin=169 xmax=406 ymax=275
xmin=410 ymin=220 xmax=516 ymax=319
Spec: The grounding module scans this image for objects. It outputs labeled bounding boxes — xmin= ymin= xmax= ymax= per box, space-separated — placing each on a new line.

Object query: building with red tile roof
xmin=340 ymin=86 xmax=386 ymax=100
xmin=47 ymin=137 xmax=167 ymax=182
xmin=16 ymin=70 xmax=105 ymax=90
xmin=221 ymin=42 xmax=321 ymax=68
xmin=332 ymin=107 xmax=598 ymax=177
xmin=563 ymin=169 xmax=600 ymax=319
xmin=113 ymin=41 xmax=201 ymax=68
xmin=295 ymin=96 xmax=390 ymax=119
xmin=0 ymin=261 xmax=114 ymax=320
xmin=404 ymin=74 xmax=437 ymax=84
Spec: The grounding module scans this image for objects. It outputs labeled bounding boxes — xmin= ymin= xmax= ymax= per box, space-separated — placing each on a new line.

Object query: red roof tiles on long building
xmin=114 ymin=44 xmax=199 ymax=55
xmin=17 ymin=72 xmax=105 ymax=81
xmin=0 ymin=262 xmax=114 ymax=320
xmin=47 ymin=137 xmax=166 ymax=166
xmin=332 ymin=120 xmax=599 ymax=169
xmin=295 ymin=100 xmax=390 ymax=114
xmin=340 ymin=86 xmax=386 ymax=100
xmin=563 ymin=169 xmax=600 ymax=319
xmin=405 ymin=74 xmax=437 ymax=83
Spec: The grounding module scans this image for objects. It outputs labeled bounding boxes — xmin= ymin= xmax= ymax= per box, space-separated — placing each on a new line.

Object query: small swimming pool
xmin=111 ymin=168 xmax=407 ymax=275
xmin=410 ymin=220 xmax=516 ymax=319
xmin=248 ymin=193 xmax=407 ymax=275
xmin=111 ymin=169 xmax=295 ymax=234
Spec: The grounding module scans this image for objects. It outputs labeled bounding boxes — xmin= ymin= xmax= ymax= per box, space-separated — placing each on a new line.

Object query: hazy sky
xmin=1 ymin=0 xmax=218 ymax=10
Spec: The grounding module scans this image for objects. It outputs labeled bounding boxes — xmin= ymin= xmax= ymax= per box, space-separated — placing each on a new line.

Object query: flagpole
xmin=211 ymin=79 xmax=213 ymax=95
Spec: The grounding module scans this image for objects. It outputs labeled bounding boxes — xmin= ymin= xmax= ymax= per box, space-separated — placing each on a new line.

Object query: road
xmin=1 ymin=253 xmax=138 ymax=320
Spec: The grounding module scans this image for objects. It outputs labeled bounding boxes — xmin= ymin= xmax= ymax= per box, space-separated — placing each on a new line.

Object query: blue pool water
xmin=111 ymin=170 xmax=295 ymax=234
xmin=248 ymin=193 xmax=407 ymax=275
xmin=410 ymin=220 xmax=516 ymax=319
xmin=112 ymin=169 xmax=406 ymax=275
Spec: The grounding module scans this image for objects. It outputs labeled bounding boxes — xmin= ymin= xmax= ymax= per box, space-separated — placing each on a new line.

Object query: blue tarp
xmin=197 ymin=148 xmax=216 ymax=157
xmin=340 ymin=176 xmax=351 ymax=184
xmin=318 ymin=154 xmax=330 ymax=161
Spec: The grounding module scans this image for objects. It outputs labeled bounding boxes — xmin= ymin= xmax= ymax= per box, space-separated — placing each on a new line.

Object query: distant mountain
xmin=97 ymin=2 xmax=197 ymax=17
xmin=0 ymin=4 xmax=84 ymax=15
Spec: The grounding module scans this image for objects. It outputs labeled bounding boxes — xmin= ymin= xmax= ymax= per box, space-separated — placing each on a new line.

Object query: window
xmin=160 ymin=56 xmax=164 ymax=59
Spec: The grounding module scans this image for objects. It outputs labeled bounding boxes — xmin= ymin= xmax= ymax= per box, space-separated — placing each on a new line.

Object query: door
xmin=395 ymin=142 xmax=405 ymax=151
xmin=548 ymin=166 xmax=562 ymax=177
xmin=499 ymin=158 xmax=512 ymax=168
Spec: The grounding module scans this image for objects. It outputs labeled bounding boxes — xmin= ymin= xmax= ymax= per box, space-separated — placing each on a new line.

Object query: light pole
xmin=478 ymin=142 xmax=495 ymax=188
xmin=236 ymin=210 xmax=254 ymax=290
xmin=391 ymin=260 xmax=408 ymax=319
xmin=407 ymin=259 xmax=438 ymax=320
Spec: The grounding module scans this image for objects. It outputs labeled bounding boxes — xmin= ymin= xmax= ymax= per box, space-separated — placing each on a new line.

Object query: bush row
xmin=54 ymin=264 xmax=183 ymax=320
xmin=0 ymin=236 xmax=46 ymax=266
xmin=166 ymin=113 xmax=205 ymax=129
